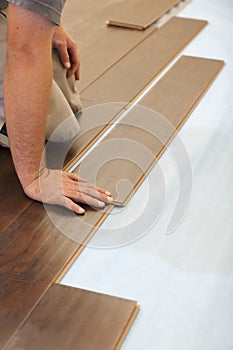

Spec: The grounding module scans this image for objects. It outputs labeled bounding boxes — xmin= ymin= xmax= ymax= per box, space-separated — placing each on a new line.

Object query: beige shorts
xmin=0 ymin=8 xmax=82 ymax=147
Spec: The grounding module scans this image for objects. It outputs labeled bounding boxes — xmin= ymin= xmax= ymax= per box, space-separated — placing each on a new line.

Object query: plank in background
xmin=0 ymin=148 xmax=32 ymax=233
xmin=154 ymin=0 xmax=192 ymax=29
xmin=81 ymin=17 xmax=207 ymax=104
xmin=5 ymin=284 xmax=139 ymax=350
xmin=107 ymin=0 xmax=180 ymax=30
xmin=73 ymin=56 xmax=225 ymax=206
xmin=64 ymin=17 xmax=207 ymax=169
xmin=62 ymin=0 xmax=155 ymax=92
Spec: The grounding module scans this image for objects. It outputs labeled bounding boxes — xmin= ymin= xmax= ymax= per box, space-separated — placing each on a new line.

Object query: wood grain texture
xmin=0 ymin=148 xmax=32 ymax=234
xmin=0 ymin=203 xmax=78 ymax=348
xmin=5 ymin=284 xmax=139 ymax=350
xmin=73 ymin=56 xmax=224 ymax=206
xmin=107 ymin=0 xmax=180 ymax=30
xmin=63 ymin=17 xmax=207 ymax=170
xmin=0 ymin=199 xmax=116 ymax=348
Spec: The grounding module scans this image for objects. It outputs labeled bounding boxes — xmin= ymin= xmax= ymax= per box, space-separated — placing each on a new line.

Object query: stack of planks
xmin=0 ymin=0 xmax=224 ymax=349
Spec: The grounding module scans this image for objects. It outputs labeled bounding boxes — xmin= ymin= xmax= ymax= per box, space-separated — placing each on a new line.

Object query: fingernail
xmin=107 ymin=196 xmax=114 ymax=203
xmin=79 ymin=208 xmax=85 ymax=214
xmin=64 ymin=61 xmax=71 ymax=69
xmin=98 ymin=201 xmax=105 ymax=207
xmin=105 ymin=191 xmax=112 ymax=196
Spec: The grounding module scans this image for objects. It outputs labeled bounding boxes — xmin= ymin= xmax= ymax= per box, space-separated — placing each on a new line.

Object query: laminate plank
xmin=0 ymin=203 xmax=78 ymax=349
xmin=0 ymin=199 xmax=116 ymax=348
xmin=81 ymin=17 xmax=207 ymax=103
xmin=63 ymin=17 xmax=207 ymax=170
xmin=5 ymin=284 xmax=139 ymax=350
xmin=0 ymin=148 xmax=31 ymax=234
xmin=62 ymin=0 xmax=155 ymax=92
xmin=154 ymin=0 xmax=192 ymax=29
xmin=72 ymin=56 xmax=224 ymax=206
xmin=107 ymin=0 xmax=180 ymax=30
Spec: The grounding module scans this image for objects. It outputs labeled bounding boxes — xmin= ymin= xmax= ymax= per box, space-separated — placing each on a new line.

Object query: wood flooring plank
xmin=72 ymin=56 xmax=224 ymax=206
xmin=0 ymin=199 xmax=116 ymax=348
xmin=5 ymin=284 xmax=139 ymax=350
xmin=62 ymin=0 xmax=155 ymax=92
xmin=63 ymin=17 xmax=207 ymax=170
xmin=107 ymin=0 xmax=180 ymax=30
xmin=154 ymin=0 xmax=192 ymax=29
xmin=81 ymin=17 xmax=207 ymax=104
xmin=0 ymin=148 xmax=32 ymax=234
xmin=0 ymin=203 xmax=79 ymax=349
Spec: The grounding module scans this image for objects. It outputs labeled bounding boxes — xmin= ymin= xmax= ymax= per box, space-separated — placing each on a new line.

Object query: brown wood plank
xmin=0 ymin=203 xmax=78 ymax=349
xmin=0 ymin=198 xmax=116 ymax=348
xmin=107 ymin=0 xmax=180 ymax=30
xmin=64 ymin=17 xmax=207 ymax=170
xmin=73 ymin=56 xmax=224 ymax=206
xmin=0 ymin=148 xmax=32 ymax=233
xmin=5 ymin=284 xmax=139 ymax=350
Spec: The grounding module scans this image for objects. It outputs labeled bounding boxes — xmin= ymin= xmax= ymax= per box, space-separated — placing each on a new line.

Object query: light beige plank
xmin=63 ymin=17 xmax=207 ymax=170
xmin=62 ymin=0 xmax=155 ymax=92
xmin=107 ymin=0 xmax=180 ymax=30
xmin=81 ymin=17 xmax=207 ymax=103
xmin=73 ymin=56 xmax=224 ymax=205
xmin=155 ymin=0 xmax=192 ymax=29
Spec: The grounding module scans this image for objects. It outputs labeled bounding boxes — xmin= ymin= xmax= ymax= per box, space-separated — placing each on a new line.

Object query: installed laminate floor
xmin=5 ymin=284 xmax=138 ymax=350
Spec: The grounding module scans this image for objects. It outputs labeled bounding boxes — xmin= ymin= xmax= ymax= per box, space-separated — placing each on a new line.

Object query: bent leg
xmin=46 ymin=79 xmax=80 ymax=142
xmin=52 ymin=49 xmax=82 ymax=113
xmin=0 ymin=16 xmax=81 ymax=147
xmin=45 ymin=49 xmax=82 ymax=142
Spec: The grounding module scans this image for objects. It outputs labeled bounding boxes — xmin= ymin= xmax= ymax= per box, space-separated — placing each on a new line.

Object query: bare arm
xmin=4 ymin=4 xmax=112 ymax=214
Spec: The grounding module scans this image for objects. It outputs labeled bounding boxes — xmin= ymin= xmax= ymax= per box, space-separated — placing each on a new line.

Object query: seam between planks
xmin=64 ymin=20 xmax=208 ymax=173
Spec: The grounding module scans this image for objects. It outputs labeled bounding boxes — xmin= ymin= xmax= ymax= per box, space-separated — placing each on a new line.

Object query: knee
xmin=48 ymin=114 xmax=80 ymax=143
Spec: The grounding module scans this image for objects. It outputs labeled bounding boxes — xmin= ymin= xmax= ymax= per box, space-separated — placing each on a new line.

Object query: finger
xmin=75 ymin=67 xmax=80 ymax=81
xmin=64 ymin=186 xmax=112 ymax=207
xmin=67 ymin=46 xmax=80 ymax=80
xmin=56 ymin=43 xmax=71 ymax=69
xmin=77 ymin=184 xmax=113 ymax=203
xmin=78 ymin=181 xmax=112 ymax=196
xmin=69 ymin=191 xmax=107 ymax=208
xmin=62 ymin=196 xmax=85 ymax=215
xmin=64 ymin=172 xmax=112 ymax=196
xmin=67 ymin=172 xmax=88 ymax=183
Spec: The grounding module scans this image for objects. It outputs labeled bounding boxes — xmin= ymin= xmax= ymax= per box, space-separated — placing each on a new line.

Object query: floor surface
xmin=61 ymin=1 xmax=233 ymax=349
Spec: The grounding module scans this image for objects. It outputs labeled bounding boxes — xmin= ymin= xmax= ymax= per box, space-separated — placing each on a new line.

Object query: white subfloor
xmin=61 ymin=1 xmax=233 ymax=349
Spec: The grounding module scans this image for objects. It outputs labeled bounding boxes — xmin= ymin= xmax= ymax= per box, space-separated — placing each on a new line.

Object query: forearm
xmin=3 ymin=4 xmax=113 ymax=213
xmin=4 ymin=51 xmax=52 ymax=187
xmin=4 ymin=4 xmax=54 ymax=189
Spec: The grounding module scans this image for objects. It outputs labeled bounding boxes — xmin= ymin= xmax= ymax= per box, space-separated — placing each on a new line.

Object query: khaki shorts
xmin=0 ymin=8 xmax=82 ymax=147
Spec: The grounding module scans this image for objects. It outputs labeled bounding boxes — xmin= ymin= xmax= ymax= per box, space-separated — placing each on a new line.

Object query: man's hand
xmin=52 ymin=26 xmax=80 ymax=80
xmin=24 ymin=169 xmax=113 ymax=214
